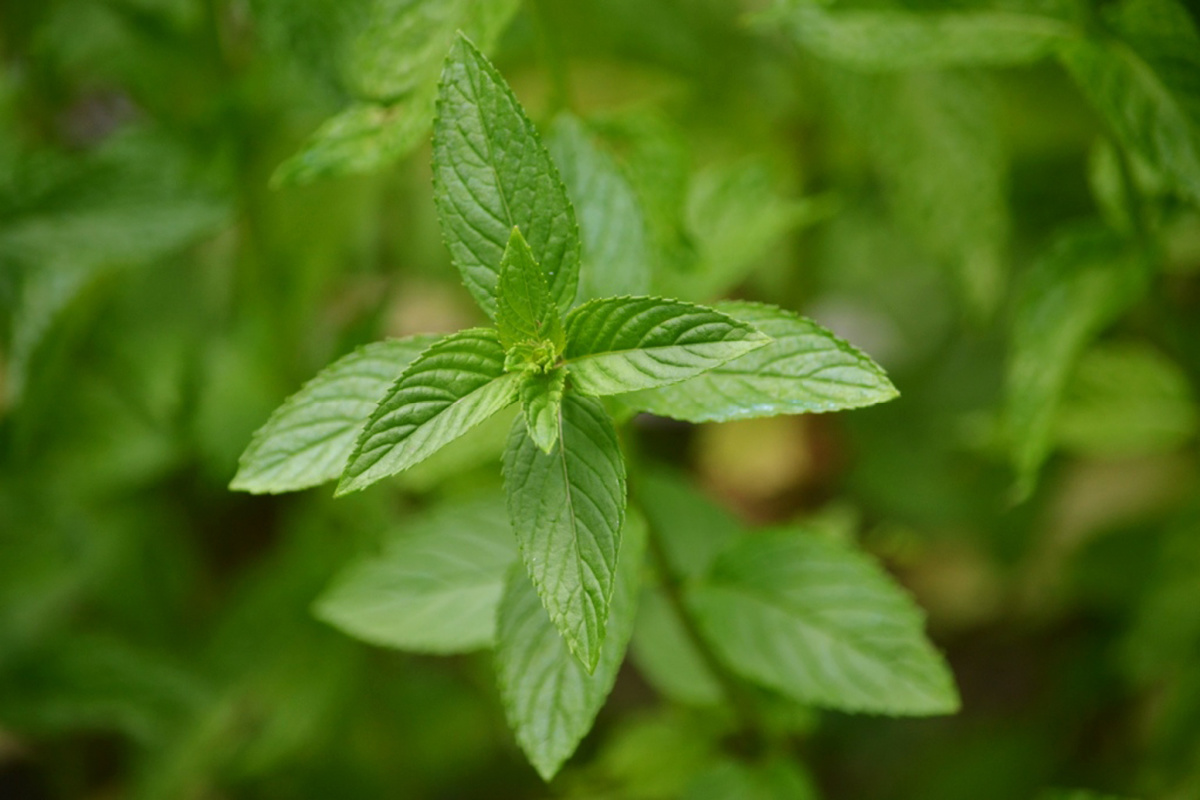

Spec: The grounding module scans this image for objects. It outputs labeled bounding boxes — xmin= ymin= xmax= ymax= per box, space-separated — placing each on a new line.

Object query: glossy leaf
xmin=494 ymin=513 xmax=646 ymax=780
xmin=688 ymin=527 xmax=959 ymax=716
xmin=232 ymin=335 xmax=437 ymax=493
xmin=503 ymin=394 xmax=626 ymax=671
xmin=563 ymin=297 xmax=770 ymax=396
xmin=615 ymin=301 xmax=897 ymax=423
xmin=432 ymin=35 xmax=580 ymax=317
xmin=314 ymin=496 xmax=516 ymax=653
xmin=338 ymin=329 xmax=520 ymax=494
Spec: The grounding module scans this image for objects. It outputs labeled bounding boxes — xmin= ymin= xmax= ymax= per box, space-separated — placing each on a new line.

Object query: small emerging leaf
xmin=563 ymin=297 xmax=770 ymax=396
xmin=496 ymin=227 xmax=565 ymax=351
xmin=232 ymin=335 xmax=437 ymax=493
xmin=338 ymin=329 xmax=520 ymax=494
xmin=503 ymin=394 xmax=626 ymax=671
xmin=520 ymin=368 xmax=566 ymax=453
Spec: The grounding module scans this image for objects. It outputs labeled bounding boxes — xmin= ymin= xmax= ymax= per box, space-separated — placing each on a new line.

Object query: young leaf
xmin=503 ymin=394 xmax=626 ymax=671
xmin=520 ymin=368 xmax=566 ymax=454
xmin=496 ymin=227 xmax=565 ymax=351
xmin=338 ymin=329 xmax=520 ymax=494
xmin=232 ymin=335 xmax=438 ymax=494
xmin=760 ymin=4 xmax=1073 ymax=71
xmin=432 ymin=34 xmax=581 ymax=318
xmin=614 ymin=301 xmax=897 ymax=422
xmin=494 ymin=513 xmax=646 ymax=780
xmin=563 ymin=297 xmax=770 ymax=397
xmin=1059 ymin=0 xmax=1200 ymax=204
xmin=547 ymin=114 xmax=652 ymax=301
xmin=688 ymin=527 xmax=959 ymax=716
xmin=1005 ymin=227 xmax=1146 ymax=498
xmin=314 ymin=495 xmax=516 ymax=653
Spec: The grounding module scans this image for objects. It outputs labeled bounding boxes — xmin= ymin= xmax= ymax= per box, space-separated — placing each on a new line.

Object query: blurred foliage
xmin=2 ymin=0 xmax=1200 ymax=798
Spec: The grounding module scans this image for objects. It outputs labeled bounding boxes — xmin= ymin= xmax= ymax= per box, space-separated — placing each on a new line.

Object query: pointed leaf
xmin=314 ymin=495 xmax=516 ymax=653
xmin=495 ymin=513 xmax=646 ymax=780
xmin=520 ymin=368 xmax=567 ymax=454
xmin=433 ymin=35 xmax=580 ymax=317
xmin=614 ymin=301 xmax=897 ymax=422
xmin=547 ymin=114 xmax=652 ymax=301
xmin=496 ymin=227 xmax=564 ymax=350
xmin=563 ymin=297 xmax=770 ymax=397
xmin=231 ymin=335 xmax=438 ymax=493
xmin=338 ymin=329 xmax=520 ymax=494
xmin=503 ymin=394 xmax=626 ymax=670
xmin=688 ymin=527 xmax=959 ymax=716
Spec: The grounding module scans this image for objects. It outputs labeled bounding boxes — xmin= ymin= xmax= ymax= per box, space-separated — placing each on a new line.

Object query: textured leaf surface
xmin=232 ymin=335 xmax=437 ymax=493
xmin=563 ymin=297 xmax=770 ymax=396
xmin=520 ymin=368 xmax=566 ymax=454
xmin=1005 ymin=227 xmax=1146 ymax=498
xmin=496 ymin=227 xmax=564 ymax=350
xmin=433 ymin=35 xmax=580 ymax=317
xmin=494 ymin=514 xmax=645 ymax=780
xmin=503 ymin=394 xmax=626 ymax=671
xmin=314 ymin=496 xmax=516 ymax=652
xmin=1059 ymin=0 xmax=1200 ymax=204
xmin=339 ymin=329 xmax=519 ymax=494
xmin=688 ymin=528 xmax=959 ymax=715
xmin=763 ymin=4 xmax=1072 ymax=70
xmin=615 ymin=301 xmax=896 ymax=422
xmin=548 ymin=114 xmax=651 ymax=301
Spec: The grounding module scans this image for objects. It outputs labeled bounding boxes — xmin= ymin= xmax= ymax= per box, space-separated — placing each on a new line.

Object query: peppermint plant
xmin=232 ymin=33 xmax=955 ymax=780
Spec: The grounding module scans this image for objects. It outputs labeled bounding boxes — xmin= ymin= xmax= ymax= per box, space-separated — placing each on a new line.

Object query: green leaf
xmin=636 ymin=468 xmax=741 ymax=580
xmin=1005 ymin=227 xmax=1146 ymax=498
xmin=630 ymin=587 xmax=724 ymax=706
xmin=314 ymin=495 xmax=516 ymax=653
xmin=547 ymin=113 xmax=652 ymax=301
xmin=338 ymin=329 xmax=520 ymax=494
xmin=232 ymin=335 xmax=438 ymax=494
xmin=760 ymin=3 xmax=1073 ymax=71
xmin=685 ymin=758 xmax=819 ymax=800
xmin=1060 ymin=0 xmax=1200 ymax=204
xmin=563 ymin=297 xmax=770 ymax=397
xmin=614 ymin=301 xmax=897 ymax=423
xmin=432 ymin=34 xmax=581 ymax=318
xmin=520 ymin=368 xmax=567 ymax=454
xmin=494 ymin=512 xmax=646 ymax=780
xmin=503 ymin=394 xmax=626 ymax=671
xmin=496 ymin=227 xmax=565 ymax=352
xmin=688 ymin=527 xmax=959 ymax=716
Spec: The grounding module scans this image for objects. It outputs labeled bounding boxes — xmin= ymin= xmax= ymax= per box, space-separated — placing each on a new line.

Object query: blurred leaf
xmin=504 ymin=394 xmax=626 ymax=672
xmin=547 ymin=113 xmax=653 ymax=301
xmin=432 ymin=35 xmax=581 ymax=318
xmin=338 ymin=329 xmax=520 ymax=494
xmin=314 ymin=495 xmax=516 ymax=652
xmin=232 ymin=335 xmax=437 ymax=494
xmin=688 ymin=527 xmax=960 ymax=716
xmin=1004 ymin=226 xmax=1147 ymax=497
xmin=683 ymin=758 xmax=818 ymax=800
xmin=635 ymin=467 xmax=740 ymax=580
xmin=630 ymin=587 xmax=724 ymax=706
xmin=614 ymin=300 xmax=897 ymax=423
xmin=1060 ymin=0 xmax=1200 ymax=205
xmin=563 ymin=297 xmax=770 ymax=396
xmin=494 ymin=513 xmax=646 ymax=781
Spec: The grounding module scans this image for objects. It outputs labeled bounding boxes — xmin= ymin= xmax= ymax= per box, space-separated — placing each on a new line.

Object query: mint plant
xmin=232 ymin=33 xmax=953 ymax=779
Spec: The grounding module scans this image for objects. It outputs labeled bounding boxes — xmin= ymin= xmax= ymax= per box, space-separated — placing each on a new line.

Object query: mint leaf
xmin=761 ymin=4 xmax=1072 ymax=71
xmin=502 ymin=394 xmax=626 ymax=671
xmin=636 ymin=468 xmax=740 ymax=579
xmin=547 ymin=114 xmax=652 ymax=301
xmin=520 ymin=368 xmax=566 ymax=454
xmin=630 ymin=588 xmax=724 ymax=706
xmin=685 ymin=759 xmax=819 ymax=800
xmin=688 ymin=527 xmax=959 ymax=716
xmin=496 ymin=227 xmax=565 ymax=352
xmin=433 ymin=35 xmax=581 ymax=318
xmin=1059 ymin=0 xmax=1200 ymax=204
xmin=614 ymin=301 xmax=897 ymax=423
xmin=494 ymin=513 xmax=646 ymax=780
xmin=338 ymin=329 xmax=520 ymax=494
xmin=314 ymin=495 xmax=516 ymax=653
xmin=563 ymin=297 xmax=770 ymax=397
xmin=232 ymin=335 xmax=437 ymax=494
xmin=1005 ymin=227 xmax=1147 ymax=498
